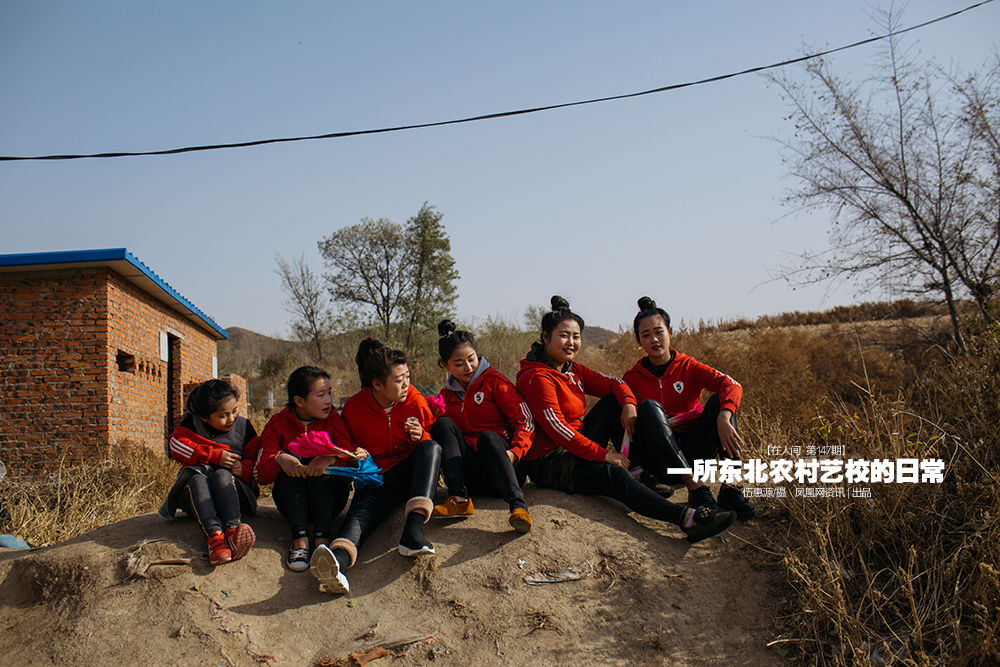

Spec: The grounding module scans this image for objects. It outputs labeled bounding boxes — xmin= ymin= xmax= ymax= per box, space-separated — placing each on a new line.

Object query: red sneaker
xmin=207 ymin=531 xmax=232 ymax=565
xmin=225 ymin=523 xmax=255 ymax=560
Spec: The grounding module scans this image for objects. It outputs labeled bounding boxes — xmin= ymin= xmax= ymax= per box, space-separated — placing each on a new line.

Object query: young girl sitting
xmin=515 ymin=296 xmax=736 ymax=543
xmin=624 ymin=296 xmax=755 ymax=519
xmin=254 ymin=366 xmax=364 ymax=572
xmin=431 ymin=319 xmax=534 ymax=533
xmin=308 ymin=338 xmax=442 ymax=596
xmin=159 ymin=379 xmax=259 ymax=565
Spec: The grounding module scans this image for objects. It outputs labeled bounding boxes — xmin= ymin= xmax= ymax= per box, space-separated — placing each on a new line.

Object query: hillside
xmin=0 ymin=489 xmax=776 ymax=666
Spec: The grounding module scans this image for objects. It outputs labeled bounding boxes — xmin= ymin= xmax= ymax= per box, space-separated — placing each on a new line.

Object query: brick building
xmin=0 ymin=248 xmax=246 ymax=472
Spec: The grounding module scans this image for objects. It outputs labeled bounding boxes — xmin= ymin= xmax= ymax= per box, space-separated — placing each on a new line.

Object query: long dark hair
xmin=437 ymin=319 xmax=477 ymax=363
xmin=633 ymin=296 xmax=671 ymax=341
xmin=285 ymin=366 xmax=331 ymax=407
xmin=355 ymin=337 xmax=408 ymax=388
xmin=186 ymin=379 xmax=239 ymax=419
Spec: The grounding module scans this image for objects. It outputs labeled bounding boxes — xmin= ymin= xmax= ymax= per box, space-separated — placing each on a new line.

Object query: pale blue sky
xmin=2 ymin=1 xmax=997 ymax=335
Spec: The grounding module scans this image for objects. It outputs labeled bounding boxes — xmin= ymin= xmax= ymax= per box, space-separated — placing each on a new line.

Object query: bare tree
xmin=275 ymin=253 xmax=331 ymax=360
xmin=770 ymin=17 xmax=1000 ymax=350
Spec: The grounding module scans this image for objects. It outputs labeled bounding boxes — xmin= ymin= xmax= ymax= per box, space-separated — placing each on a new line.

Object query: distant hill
xmin=585 ymin=325 xmax=620 ymax=348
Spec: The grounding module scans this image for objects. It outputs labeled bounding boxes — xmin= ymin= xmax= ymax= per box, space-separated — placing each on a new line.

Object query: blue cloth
xmin=0 ymin=534 xmax=30 ymax=549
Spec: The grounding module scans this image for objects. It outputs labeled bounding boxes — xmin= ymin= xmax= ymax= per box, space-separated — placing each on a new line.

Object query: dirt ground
xmin=0 ymin=487 xmax=780 ymax=666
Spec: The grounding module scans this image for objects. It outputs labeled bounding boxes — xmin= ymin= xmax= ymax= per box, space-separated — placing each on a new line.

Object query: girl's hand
xmin=717 ymin=410 xmax=743 ymax=458
xmin=220 ymin=451 xmax=240 ymax=468
xmin=507 ymin=450 xmax=518 ymax=465
xmin=277 ymin=452 xmax=307 ymax=478
xmin=620 ymin=403 xmax=638 ymax=438
xmin=404 ymin=417 xmax=423 ymax=442
xmin=605 ymin=450 xmax=630 ymax=469
xmin=229 ymin=461 xmax=243 ymax=478
xmin=354 ymin=447 xmax=369 ymax=460
xmin=306 ymin=455 xmax=334 ymax=477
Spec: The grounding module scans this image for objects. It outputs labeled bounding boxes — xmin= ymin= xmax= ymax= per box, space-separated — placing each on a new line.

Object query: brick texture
xmin=0 ymin=267 xmax=247 ymax=473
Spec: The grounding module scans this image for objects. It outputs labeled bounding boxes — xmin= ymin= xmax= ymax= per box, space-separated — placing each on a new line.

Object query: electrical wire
xmin=0 ymin=0 xmax=992 ymax=162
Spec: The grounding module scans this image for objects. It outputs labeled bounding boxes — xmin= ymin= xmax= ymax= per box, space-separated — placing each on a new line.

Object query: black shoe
xmin=718 ymin=484 xmax=756 ymax=520
xmin=639 ymin=470 xmax=674 ymax=499
xmin=686 ymin=485 xmax=720 ymax=512
xmin=681 ymin=506 xmax=736 ymax=544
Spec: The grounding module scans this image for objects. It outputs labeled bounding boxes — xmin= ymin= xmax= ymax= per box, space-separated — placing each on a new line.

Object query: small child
xmin=159 ymin=379 xmax=259 ymax=565
xmin=254 ymin=366 xmax=365 ymax=572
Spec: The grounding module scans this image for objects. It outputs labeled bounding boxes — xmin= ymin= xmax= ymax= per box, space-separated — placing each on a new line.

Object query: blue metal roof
xmin=0 ymin=248 xmax=228 ymax=340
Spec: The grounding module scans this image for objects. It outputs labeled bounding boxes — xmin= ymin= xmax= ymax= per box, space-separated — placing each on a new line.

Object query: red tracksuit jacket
xmin=167 ymin=417 xmax=259 ymax=487
xmin=623 ymin=351 xmax=742 ymax=429
xmin=340 ymin=385 xmax=435 ymax=473
xmin=440 ymin=366 xmax=535 ymax=462
xmin=515 ymin=360 xmax=636 ymax=462
xmin=253 ymin=406 xmax=354 ymax=484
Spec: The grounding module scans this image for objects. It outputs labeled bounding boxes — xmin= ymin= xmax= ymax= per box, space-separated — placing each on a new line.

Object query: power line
xmin=0 ymin=0 xmax=993 ymax=162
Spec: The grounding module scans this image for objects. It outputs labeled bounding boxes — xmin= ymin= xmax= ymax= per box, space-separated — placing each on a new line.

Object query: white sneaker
xmin=310 ymin=544 xmax=349 ymax=595
xmin=397 ymin=542 xmax=435 ymax=557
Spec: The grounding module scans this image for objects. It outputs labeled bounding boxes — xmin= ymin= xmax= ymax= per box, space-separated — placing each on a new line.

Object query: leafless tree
xmin=770 ymin=15 xmax=999 ymax=350
xmin=275 ymin=253 xmax=331 ymax=360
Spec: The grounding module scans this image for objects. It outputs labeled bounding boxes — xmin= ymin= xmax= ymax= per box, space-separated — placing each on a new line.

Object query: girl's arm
xmin=519 ymin=374 xmax=608 ymax=462
xmin=575 ymin=365 xmax=638 ymax=435
xmin=688 ymin=358 xmax=743 ymax=413
xmin=252 ymin=420 xmax=283 ymax=484
xmin=167 ymin=427 xmax=230 ymax=467
xmin=576 ymin=365 xmax=637 ymax=408
xmin=491 ymin=378 xmax=535 ymax=463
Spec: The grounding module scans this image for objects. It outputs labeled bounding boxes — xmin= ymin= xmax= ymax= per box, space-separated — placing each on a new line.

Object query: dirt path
xmin=0 ymin=488 xmax=779 ymax=665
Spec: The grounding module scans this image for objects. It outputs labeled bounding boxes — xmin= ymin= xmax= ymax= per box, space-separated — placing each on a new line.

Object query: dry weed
xmin=0 ymin=443 xmax=176 ymax=546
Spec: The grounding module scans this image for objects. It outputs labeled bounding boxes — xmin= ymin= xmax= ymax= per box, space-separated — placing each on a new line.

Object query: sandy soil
xmin=0 ymin=487 xmax=780 ymax=666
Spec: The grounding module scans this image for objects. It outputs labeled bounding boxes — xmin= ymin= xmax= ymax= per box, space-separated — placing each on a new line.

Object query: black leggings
xmin=432 ymin=417 xmax=528 ymax=511
xmin=675 ymin=393 xmax=739 ymax=462
xmin=179 ymin=466 xmax=255 ymax=535
xmin=524 ymin=398 xmax=689 ymax=526
xmin=272 ymin=472 xmax=350 ymax=541
xmin=337 ymin=439 xmax=442 ymax=548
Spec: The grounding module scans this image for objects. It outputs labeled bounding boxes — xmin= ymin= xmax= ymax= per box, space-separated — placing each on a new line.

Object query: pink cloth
xmin=668 ymin=407 xmax=704 ymax=432
xmin=286 ymin=430 xmax=338 ymax=458
xmin=425 ymin=393 xmax=446 ymax=419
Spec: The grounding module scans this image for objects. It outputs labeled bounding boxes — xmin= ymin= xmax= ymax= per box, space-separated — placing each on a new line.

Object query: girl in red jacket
xmin=254 ymin=366 xmax=362 ymax=573
xmin=516 ymin=296 xmax=736 ymax=543
xmin=624 ymin=296 xmax=754 ymax=519
xmin=159 ymin=379 xmax=258 ymax=565
xmin=309 ymin=339 xmax=442 ymax=596
xmin=430 ymin=320 xmax=534 ymax=533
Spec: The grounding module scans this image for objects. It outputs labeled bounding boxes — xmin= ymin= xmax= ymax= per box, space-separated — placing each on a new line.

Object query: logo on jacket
xmin=474 ymin=391 xmax=485 ymax=405
xmin=673 ymin=381 xmax=684 ymax=394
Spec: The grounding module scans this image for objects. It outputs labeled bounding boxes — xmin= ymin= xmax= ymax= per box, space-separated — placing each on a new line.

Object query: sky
xmin=2 ymin=1 xmax=997 ymax=336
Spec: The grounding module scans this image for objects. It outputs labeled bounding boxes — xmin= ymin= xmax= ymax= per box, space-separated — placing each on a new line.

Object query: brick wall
xmin=0 ymin=268 xmax=226 ymax=472
xmin=0 ymin=269 xmax=111 ymax=471
xmin=106 ymin=272 xmax=218 ymax=448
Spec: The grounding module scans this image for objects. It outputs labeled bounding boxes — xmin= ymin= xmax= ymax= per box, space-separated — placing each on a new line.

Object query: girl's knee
xmin=476 ymin=431 xmax=506 ymax=455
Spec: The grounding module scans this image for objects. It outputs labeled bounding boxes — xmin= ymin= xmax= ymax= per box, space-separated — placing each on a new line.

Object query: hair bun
xmin=437 ymin=319 xmax=456 ymax=338
xmin=550 ymin=295 xmax=570 ymax=312
xmin=637 ymin=296 xmax=657 ymax=311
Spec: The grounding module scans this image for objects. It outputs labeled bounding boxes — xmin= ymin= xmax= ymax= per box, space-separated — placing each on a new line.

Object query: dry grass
xmin=0 ymin=443 xmax=176 ymax=546
xmin=590 ymin=316 xmax=1000 ymax=664
xmin=4 ymin=307 xmax=998 ymax=664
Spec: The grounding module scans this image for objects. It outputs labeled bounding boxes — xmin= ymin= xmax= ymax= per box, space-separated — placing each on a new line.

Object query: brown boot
xmin=507 ymin=507 xmax=533 ymax=534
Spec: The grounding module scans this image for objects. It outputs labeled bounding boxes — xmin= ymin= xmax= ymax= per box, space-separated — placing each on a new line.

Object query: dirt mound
xmin=0 ymin=489 xmax=778 ymax=665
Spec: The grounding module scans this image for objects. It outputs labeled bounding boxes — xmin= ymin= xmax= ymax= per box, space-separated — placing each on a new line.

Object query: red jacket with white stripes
xmin=340 ymin=385 xmax=435 ymax=473
xmin=253 ymin=406 xmax=354 ymax=485
xmin=623 ymin=351 xmax=742 ymax=428
xmin=440 ymin=366 xmax=535 ymax=461
xmin=515 ymin=360 xmax=636 ymax=462
xmin=167 ymin=418 xmax=259 ymax=488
